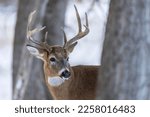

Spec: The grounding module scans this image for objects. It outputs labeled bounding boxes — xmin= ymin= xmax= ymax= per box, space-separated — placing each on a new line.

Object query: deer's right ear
xmin=26 ymin=45 xmax=46 ymax=61
xmin=66 ymin=42 xmax=78 ymax=54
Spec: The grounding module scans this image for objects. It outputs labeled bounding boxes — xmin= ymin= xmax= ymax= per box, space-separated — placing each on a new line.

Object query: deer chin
xmin=62 ymin=76 xmax=70 ymax=80
xmin=48 ymin=76 xmax=69 ymax=87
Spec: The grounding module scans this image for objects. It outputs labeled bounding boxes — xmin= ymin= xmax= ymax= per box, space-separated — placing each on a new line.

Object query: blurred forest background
xmin=1 ymin=0 xmax=150 ymax=100
xmin=0 ymin=0 xmax=109 ymax=99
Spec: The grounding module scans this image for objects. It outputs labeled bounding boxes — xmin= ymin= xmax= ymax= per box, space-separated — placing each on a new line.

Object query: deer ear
xmin=66 ymin=42 xmax=78 ymax=53
xmin=26 ymin=45 xmax=46 ymax=60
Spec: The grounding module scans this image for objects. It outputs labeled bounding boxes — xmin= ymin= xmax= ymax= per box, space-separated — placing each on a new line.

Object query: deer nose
xmin=61 ymin=70 xmax=71 ymax=78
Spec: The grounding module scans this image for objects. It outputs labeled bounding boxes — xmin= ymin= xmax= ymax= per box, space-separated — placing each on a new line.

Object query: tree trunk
xmin=97 ymin=0 xmax=150 ymax=99
xmin=13 ymin=0 xmax=68 ymax=99
xmin=13 ymin=0 xmax=36 ymax=90
xmin=13 ymin=0 xmax=50 ymax=99
xmin=43 ymin=0 xmax=68 ymax=45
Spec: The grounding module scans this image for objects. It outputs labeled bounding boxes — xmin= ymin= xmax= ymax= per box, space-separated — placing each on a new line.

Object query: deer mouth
xmin=60 ymin=76 xmax=70 ymax=80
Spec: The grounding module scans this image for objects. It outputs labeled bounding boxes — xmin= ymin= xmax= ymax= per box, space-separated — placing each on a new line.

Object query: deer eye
xmin=50 ymin=57 xmax=56 ymax=62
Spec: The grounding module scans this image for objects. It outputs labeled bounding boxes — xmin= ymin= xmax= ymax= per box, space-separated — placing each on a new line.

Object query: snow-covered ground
xmin=0 ymin=0 xmax=109 ymax=99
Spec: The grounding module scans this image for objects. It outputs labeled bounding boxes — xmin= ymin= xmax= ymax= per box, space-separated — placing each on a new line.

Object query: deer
xmin=26 ymin=6 xmax=100 ymax=100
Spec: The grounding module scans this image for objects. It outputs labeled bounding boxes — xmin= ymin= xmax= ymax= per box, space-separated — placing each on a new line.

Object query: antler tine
xmin=61 ymin=28 xmax=67 ymax=46
xmin=27 ymin=11 xmax=49 ymax=50
xmin=85 ymin=13 xmax=89 ymax=28
xmin=75 ymin=5 xmax=82 ymax=32
xmin=44 ymin=31 xmax=48 ymax=42
xmin=65 ymin=5 xmax=89 ymax=48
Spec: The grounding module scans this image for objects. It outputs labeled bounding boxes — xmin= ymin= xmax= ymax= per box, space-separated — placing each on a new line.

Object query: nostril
xmin=61 ymin=70 xmax=71 ymax=78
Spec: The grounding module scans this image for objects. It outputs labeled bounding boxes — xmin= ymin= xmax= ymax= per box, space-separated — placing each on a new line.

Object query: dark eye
xmin=67 ymin=57 xmax=69 ymax=61
xmin=50 ymin=57 xmax=56 ymax=62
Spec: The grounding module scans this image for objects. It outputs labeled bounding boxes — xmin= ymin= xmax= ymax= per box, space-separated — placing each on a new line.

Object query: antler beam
xmin=26 ymin=11 xmax=49 ymax=50
xmin=64 ymin=5 xmax=89 ymax=48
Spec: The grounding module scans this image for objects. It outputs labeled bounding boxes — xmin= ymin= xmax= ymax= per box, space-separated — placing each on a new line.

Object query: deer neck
xmin=43 ymin=63 xmax=75 ymax=99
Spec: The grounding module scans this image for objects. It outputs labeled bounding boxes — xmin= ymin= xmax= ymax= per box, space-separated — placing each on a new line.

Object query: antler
xmin=64 ymin=5 xmax=89 ymax=48
xmin=27 ymin=11 xmax=49 ymax=51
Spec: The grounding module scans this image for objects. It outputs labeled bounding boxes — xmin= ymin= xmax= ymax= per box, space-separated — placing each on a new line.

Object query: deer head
xmin=26 ymin=6 xmax=89 ymax=86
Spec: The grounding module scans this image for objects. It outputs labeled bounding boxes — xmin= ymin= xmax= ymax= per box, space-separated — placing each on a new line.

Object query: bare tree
xmin=13 ymin=0 xmax=49 ymax=100
xmin=97 ymin=0 xmax=150 ymax=99
xmin=13 ymin=0 xmax=68 ymax=99
xmin=13 ymin=0 xmax=40 ymax=93
xmin=43 ymin=0 xmax=68 ymax=45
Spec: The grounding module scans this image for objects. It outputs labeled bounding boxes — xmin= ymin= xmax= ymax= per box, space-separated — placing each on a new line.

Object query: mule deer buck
xmin=26 ymin=6 xmax=100 ymax=99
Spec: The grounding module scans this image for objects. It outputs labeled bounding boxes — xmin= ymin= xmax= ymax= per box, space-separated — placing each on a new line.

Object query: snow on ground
xmin=0 ymin=0 xmax=109 ymax=99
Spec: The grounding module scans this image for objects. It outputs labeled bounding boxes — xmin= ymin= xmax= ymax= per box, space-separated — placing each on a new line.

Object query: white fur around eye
xmin=48 ymin=76 xmax=65 ymax=87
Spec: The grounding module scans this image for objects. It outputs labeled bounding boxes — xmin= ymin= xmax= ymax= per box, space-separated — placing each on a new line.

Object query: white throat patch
xmin=48 ymin=76 xmax=65 ymax=87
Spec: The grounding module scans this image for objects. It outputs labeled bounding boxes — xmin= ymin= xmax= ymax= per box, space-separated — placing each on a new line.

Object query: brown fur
xmin=44 ymin=65 xmax=100 ymax=100
xmin=27 ymin=9 xmax=99 ymax=100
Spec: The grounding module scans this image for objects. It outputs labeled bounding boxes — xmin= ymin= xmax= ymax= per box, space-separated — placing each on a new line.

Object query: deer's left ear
xmin=66 ymin=42 xmax=78 ymax=53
